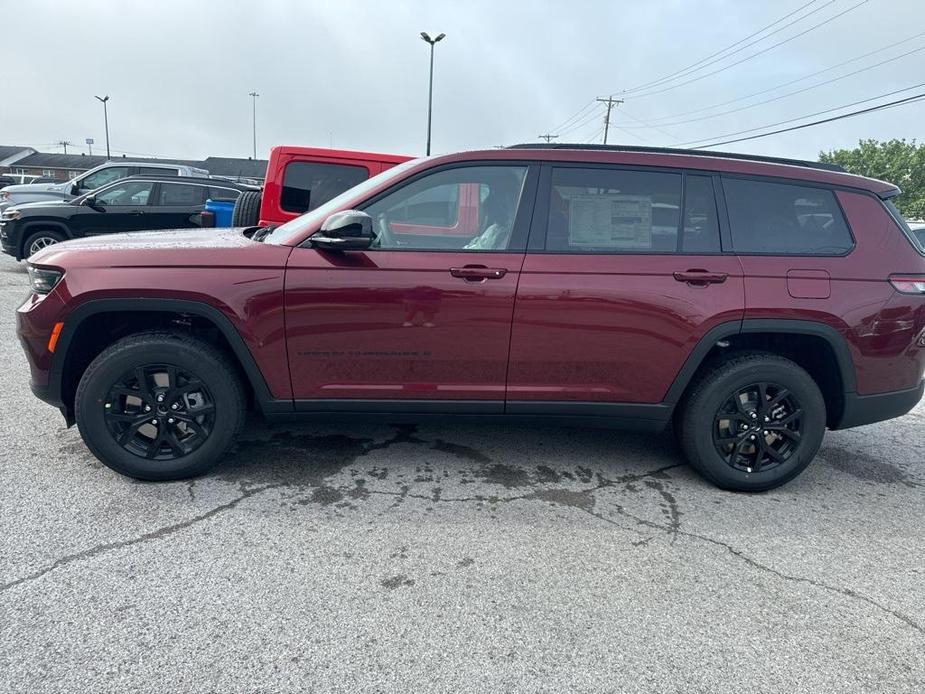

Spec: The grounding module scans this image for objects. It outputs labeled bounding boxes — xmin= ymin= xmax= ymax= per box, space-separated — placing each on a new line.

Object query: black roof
xmin=0 ymin=145 xmax=34 ymax=161
xmin=507 ymin=143 xmax=846 ymax=173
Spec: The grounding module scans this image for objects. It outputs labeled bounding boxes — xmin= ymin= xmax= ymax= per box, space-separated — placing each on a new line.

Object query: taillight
xmin=889 ymin=275 xmax=925 ymax=294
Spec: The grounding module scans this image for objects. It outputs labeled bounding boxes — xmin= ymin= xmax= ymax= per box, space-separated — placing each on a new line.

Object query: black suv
xmin=0 ymin=176 xmax=254 ymax=259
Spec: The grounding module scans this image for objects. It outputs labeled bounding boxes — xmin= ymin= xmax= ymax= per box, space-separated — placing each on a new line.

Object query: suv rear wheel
xmin=75 ymin=332 xmax=245 ymax=481
xmin=679 ymin=353 xmax=826 ymax=492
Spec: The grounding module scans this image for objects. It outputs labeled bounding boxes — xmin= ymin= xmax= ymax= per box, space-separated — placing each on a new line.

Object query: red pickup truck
xmin=232 ymin=146 xmax=412 ymax=227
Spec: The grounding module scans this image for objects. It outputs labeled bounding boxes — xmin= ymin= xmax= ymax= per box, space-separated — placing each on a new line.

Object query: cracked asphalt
xmin=1 ymin=252 xmax=924 ymax=693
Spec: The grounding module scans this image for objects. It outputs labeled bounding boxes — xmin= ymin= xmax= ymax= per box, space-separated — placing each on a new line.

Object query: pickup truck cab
xmin=0 ymin=161 xmax=209 ymax=214
xmin=231 ymin=146 xmax=410 ymax=227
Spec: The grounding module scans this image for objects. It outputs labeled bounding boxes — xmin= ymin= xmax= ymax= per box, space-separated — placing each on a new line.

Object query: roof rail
xmin=506 ymin=143 xmax=846 ymax=173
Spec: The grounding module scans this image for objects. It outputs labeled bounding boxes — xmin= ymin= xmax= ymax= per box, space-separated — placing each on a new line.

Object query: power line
xmin=678 ymin=83 xmax=925 ymax=148
xmin=620 ymin=0 xmax=828 ymax=95
xmin=621 ymin=41 xmax=925 ymax=131
xmin=548 ymin=99 xmax=598 ymax=135
xmin=630 ymin=29 xmax=925 ymax=126
xmin=690 ymin=91 xmax=925 ymax=149
xmin=558 ymin=104 xmax=606 ymax=137
xmin=626 ymin=0 xmax=870 ymax=100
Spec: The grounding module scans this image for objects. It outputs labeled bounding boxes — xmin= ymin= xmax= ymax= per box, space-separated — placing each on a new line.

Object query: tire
xmin=231 ymin=190 xmax=262 ymax=227
xmin=75 ymin=332 xmax=245 ymax=481
xmin=679 ymin=353 xmax=826 ymax=492
xmin=22 ymin=229 xmax=67 ymax=259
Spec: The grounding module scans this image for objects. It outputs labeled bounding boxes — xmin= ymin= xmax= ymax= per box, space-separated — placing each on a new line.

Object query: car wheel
xmin=75 ymin=332 xmax=245 ymax=481
xmin=23 ymin=230 xmax=66 ymax=258
xmin=679 ymin=353 xmax=826 ymax=492
xmin=231 ymin=190 xmax=262 ymax=227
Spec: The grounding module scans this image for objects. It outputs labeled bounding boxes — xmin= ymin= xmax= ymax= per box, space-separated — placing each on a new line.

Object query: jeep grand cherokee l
xmin=16 ymin=145 xmax=925 ymax=491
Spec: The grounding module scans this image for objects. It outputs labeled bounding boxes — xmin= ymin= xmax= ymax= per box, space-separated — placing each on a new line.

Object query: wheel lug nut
xmin=167 ymin=418 xmax=174 ymax=424
xmin=144 ymin=405 xmax=151 ymax=412
xmin=763 ymin=430 xmax=769 ymax=436
xmin=156 ymin=394 xmax=165 ymax=402
xmin=170 ymin=403 xmax=178 ymax=410
xmin=750 ymin=412 xmax=757 ymax=419
xmin=150 ymin=419 xmax=158 ymax=425
xmin=750 ymin=434 xmax=756 ymax=440
xmin=763 ymin=416 xmax=769 ymax=422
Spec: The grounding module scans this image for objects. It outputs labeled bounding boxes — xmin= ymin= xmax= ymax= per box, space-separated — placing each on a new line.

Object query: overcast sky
xmin=2 ymin=0 xmax=923 ymax=162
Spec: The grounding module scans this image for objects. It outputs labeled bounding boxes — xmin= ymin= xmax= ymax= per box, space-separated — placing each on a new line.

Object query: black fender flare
xmin=49 ymin=297 xmax=291 ymax=417
xmin=662 ymin=318 xmax=857 ymax=405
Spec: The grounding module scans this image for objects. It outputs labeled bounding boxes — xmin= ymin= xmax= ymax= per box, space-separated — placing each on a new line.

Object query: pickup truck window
xmin=281 ymin=162 xmax=369 ymax=213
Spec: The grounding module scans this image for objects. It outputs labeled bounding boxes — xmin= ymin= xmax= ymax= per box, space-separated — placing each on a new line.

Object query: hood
xmin=6 ymin=199 xmax=73 ymax=213
xmin=1 ymin=181 xmax=69 ymax=195
xmin=28 ymin=226 xmax=290 ymax=268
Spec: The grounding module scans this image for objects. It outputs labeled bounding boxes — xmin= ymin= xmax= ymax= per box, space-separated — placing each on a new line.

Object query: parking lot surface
xmin=0 ymin=252 xmax=923 ymax=693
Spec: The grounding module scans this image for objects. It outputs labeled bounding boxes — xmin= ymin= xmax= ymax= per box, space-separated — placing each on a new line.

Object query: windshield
xmin=262 ymin=159 xmax=421 ymax=245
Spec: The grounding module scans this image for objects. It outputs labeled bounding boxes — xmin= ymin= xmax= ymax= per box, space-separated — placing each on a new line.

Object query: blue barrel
xmin=204 ymin=199 xmax=235 ymax=228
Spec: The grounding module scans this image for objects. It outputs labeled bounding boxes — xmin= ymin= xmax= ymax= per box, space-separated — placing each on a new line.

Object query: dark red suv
xmin=17 ymin=145 xmax=925 ymax=491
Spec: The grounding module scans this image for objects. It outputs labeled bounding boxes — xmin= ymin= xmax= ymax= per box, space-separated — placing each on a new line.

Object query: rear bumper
xmin=834 ymin=380 xmax=924 ymax=429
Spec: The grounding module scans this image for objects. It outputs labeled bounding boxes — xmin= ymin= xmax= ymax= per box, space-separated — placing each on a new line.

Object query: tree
xmin=819 ymin=139 xmax=925 ymax=220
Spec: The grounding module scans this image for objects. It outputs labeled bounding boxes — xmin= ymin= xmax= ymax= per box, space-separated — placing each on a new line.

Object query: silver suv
xmin=0 ymin=161 xmax=209 ymax=214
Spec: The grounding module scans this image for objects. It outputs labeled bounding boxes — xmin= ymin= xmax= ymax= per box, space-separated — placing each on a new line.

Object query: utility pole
xmin=57 ymin=140 xmax=73 ymax=154
xmin=94 ymin=95 xmax=111 ymax=159
xmin=596 ymin=96 xmax=623 ymax=145
xmin=249 ymin=91 xmax=259 ymax=159
xmin=537 ymin=134 xmax=559 ymax=143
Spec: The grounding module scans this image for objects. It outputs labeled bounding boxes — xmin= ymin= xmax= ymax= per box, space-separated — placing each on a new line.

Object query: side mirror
xmin=70 ymin=183 xmax=80 ymax=196
xmin=311 ymin=210 xmax=375 ymax=251
xmin=82 ymin=195 xmax=102 ymax=209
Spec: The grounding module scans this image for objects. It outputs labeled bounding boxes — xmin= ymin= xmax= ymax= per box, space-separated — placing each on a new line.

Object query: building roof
xmin=0 ymin=145 xmax=36 ymax=166
xmin=10 ymin=151 xmax=268 ymax=178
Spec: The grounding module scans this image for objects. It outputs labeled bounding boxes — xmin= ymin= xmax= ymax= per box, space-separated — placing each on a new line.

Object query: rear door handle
xmin=673 ymin=270 xmax=728 ymax=285
xmin=450 ymin=266 xmax=507 ymax=281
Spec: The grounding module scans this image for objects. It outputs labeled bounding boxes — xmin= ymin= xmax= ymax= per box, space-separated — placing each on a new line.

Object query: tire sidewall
xmin=76 ymin=339 xmax=241 ymax=481
xmin=687 ymin=360 xmax=826 ymax=491
xmin=23 ymin=230 xmax=66 ymax=259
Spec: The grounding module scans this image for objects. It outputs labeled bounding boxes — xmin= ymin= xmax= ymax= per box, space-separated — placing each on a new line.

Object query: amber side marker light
xmin=47 ymin=322 xmax=64 ymax=353
xmin=889 ymin=275 xmax=925 ymax=294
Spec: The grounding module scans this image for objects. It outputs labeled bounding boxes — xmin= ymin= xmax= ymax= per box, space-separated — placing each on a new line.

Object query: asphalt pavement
xmin=0 ymin=251 xmax=923 ymax=693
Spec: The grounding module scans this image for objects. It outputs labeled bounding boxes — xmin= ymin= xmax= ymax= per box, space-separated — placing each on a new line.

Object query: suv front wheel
xmin=679 ymin=353 xmax=826 ymax=492
xmin=75 ymin=332 xmax=245 ymax=481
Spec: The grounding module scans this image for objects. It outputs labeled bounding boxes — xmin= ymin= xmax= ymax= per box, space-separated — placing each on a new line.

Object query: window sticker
xmin=568 ymin=194 xmax=653 ymax=249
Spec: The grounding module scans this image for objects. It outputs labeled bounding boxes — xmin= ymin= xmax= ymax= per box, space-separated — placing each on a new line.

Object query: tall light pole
xmin=249 ymin=91 xmax=259 ymax=159
xmin=420 ymin=32 xmax=445 ymax=156
xmin=94 ymin=95 xmax=110 ymax=159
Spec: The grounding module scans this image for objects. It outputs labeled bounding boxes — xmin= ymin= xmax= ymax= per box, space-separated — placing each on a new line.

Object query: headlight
xmin=0 ymin=191 xmax=9 ymax=201
xmin=27 ymin=265 xmax=63 ymax=294
xmin=1 ymin=209 xmax=21 ymax=221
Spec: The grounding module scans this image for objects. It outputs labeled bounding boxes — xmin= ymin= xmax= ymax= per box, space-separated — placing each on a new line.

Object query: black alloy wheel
xmin=103 ymin=363 xmax=216 ymax=460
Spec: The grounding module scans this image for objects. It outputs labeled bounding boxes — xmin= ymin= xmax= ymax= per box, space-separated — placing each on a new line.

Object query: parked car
xmin=17 ymin=144 xmax=925 ymax=491
xmin=909 ymin=220 xmax=925 ymax=246
xmin=1 ymin=176 xmax=253 ymax=259
xmin=0 ymin=160 xmax=209 ymax=215
xmin=230 ymin=145 xmax=410 ymax=227
xmin=0 ymin=173 xmax=49 ymax=186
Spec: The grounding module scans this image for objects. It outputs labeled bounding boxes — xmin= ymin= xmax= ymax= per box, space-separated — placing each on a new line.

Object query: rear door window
xmin=137 ymin=167 xmax=178 ymax=177
xmin=723 ymin=178 xmax=853 ymax=255
xmin=281 ymin=162 xmax=369 ymax=213
xmin=545 ymin=167 xmax=689 ymax=252
xmin=157 ymin=183 xmax=206 ymax=206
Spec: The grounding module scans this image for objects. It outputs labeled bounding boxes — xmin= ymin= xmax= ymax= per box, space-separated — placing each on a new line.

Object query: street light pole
xmin=94 ymin=95 xmax=110 ymax=159
xmin=249 ymin=91 xmax=259 ymax=159
xmin=420 ymin=32 xmax=445 ymax=156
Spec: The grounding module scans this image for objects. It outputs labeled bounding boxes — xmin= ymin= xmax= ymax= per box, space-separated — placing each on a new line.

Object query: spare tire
xmin=232 ymin=190 xmax=262 ymax=227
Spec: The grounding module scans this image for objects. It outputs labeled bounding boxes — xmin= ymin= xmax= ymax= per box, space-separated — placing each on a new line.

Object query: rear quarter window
xmin=723 ymin=178 xmax=853 ymax=255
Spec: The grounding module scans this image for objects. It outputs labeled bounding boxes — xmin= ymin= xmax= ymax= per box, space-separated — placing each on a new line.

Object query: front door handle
xmin=673 ymin=269 xmax=728 ymax=285
xmin=450 ymin=265 xmax=507 ymax=281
